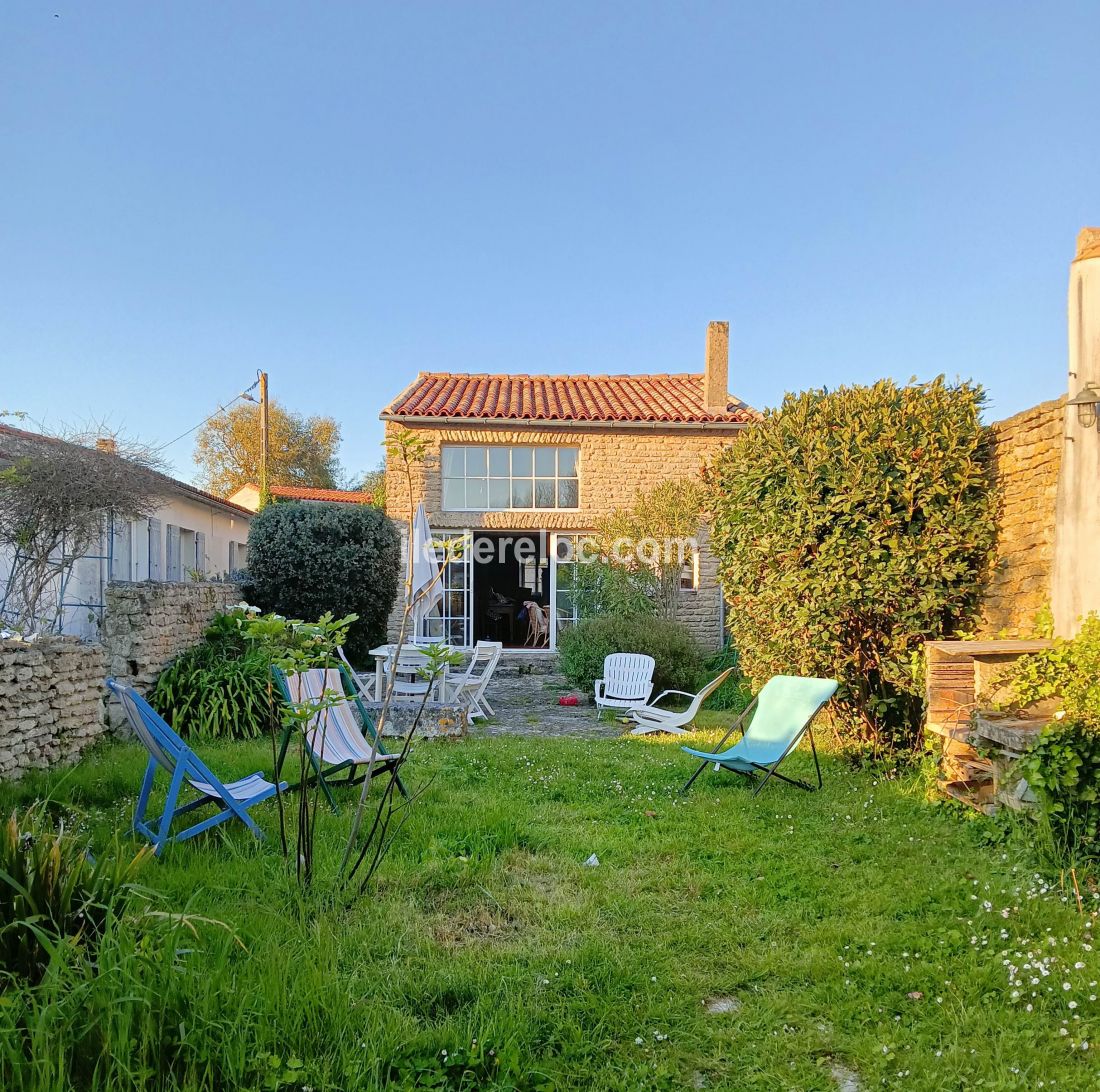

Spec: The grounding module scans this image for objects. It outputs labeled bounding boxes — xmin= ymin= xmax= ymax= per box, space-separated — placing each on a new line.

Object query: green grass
xmin=1 ymin=720 xmax=1098 ymax=1090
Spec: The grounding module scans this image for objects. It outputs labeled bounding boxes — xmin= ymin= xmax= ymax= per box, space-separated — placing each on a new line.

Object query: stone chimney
xmin=95 ymin=437 xmax=118 ymax=455
xmin=703 ymin=321 xmax=729 ymax=414
xmin=1051 ymin=227 xmax=1100 ymax=636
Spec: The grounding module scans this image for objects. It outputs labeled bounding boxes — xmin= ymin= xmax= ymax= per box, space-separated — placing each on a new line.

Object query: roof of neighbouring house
xmin=228 ymin=483 xmax=375 ymax=510
xmin=380 ymin=373 xmax=759 ymax=425
xmin=0 ymin=422 xmax=254 ymax=517
xmin=269 ymin=484 xmax=375 ymax=504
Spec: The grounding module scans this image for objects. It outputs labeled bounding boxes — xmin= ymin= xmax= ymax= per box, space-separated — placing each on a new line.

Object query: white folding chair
xmin=446 ymin=641 xmax=503 ymax=722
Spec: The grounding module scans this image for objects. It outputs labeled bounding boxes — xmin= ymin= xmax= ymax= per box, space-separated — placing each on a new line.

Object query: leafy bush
xmin=149 ymin=606 xmax=356 ymax=739
xmin=149 ymin=610 xmax=271 ymax=738
xmin=558 ymin=615 xmax=705 ymax=697
xmin=0 ymin=809 xmax=148 ymax=984
xmin=706 ymin=377 xmax=997 ymax=750
xmin=700 ymin=643 xmax=753 ymax=713
xmin=245 ymin=502 xmax=400 ymax=662
xmin=1020 ymin=720 xmax=1100 ymax=870
xmin=998 ymin=613 xmax=1100 ymax=727
xmin=1006 ymin=615 xmax=1100 ymax=869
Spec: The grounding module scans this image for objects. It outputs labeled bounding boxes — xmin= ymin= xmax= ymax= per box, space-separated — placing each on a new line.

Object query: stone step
xmin=493 ymin=653 xmax=561 ymax=677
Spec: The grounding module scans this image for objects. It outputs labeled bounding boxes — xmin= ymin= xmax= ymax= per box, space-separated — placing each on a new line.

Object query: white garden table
xmin=368 ymin=643 xmax=453 ymax=702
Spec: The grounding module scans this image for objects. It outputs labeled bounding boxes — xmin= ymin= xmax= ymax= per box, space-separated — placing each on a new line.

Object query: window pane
xmin=448 ymin=561 xmax=466 ymax=588
xmin=448 ymin=619 xmax=466 ymax=646
xmin=442 ymin=478 xmax=464 ymax=509
xmin=465 ymin=447 xmax=487 ymax=476
xmin=535 ymin=479 xmax=556 ymax=508
xmin=488 ymin=479 xmax=511 ymax=508
xmin=558 ymin=478 xmax=579 ymax=508
xmin=465 ymin=477 xmax=487 ymax=509
xmin=488 ymin=447 xmax=510 ymax=475
xmin=512 ymin=479 xmax=533 ymax=508
xmin=442 ymin=447 xmax=464 ymax=476
xmin=534 ymin=448 xmax=556 ymax=476
xmin=558 ymin=448 xmax=578 ymax=477
xmin=511 ymin=447 xmax=532 ymax=476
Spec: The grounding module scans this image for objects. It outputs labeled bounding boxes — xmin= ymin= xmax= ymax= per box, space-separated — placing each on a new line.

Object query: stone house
xmin=380 ymin=323 xmax=757 ymax=653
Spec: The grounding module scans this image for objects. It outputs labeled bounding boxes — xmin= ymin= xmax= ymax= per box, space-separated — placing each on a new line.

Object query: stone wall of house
xmin=103 ymin=581 xmax=243 ymax=695
xmin=0 ymin=637 xmax=107 ymax=780
xmin=384 ymin=421 xmax=744 ymax=649
xmin=980 ymin=397 xmax=1065 ymax=638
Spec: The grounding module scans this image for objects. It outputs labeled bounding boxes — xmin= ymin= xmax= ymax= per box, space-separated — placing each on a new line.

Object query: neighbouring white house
xmin=0 ymin=423 xmax=252 ymax=639
xmin=228 ymin=482 xmax=375 ymax=511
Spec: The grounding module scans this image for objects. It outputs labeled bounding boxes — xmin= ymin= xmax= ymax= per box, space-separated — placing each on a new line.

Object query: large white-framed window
xmin=442 ymin=445 xmax=579 ymax=512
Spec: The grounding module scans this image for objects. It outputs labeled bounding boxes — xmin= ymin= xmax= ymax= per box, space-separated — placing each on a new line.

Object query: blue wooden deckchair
xmin=680 ymin=675 xmax=838 ymax=796
xmin=106 ymin=678 xmax=286 ymax=855
xmin=272 ymin=664 xmax=409 ymax=812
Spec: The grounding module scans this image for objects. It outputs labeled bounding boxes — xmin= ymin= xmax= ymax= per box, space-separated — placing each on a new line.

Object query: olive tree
xmin=705 ymin=377 xmax=998 ymax=750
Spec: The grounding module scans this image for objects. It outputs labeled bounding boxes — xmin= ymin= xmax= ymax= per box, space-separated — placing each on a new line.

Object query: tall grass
xmin=1 ymin=730 xmax=1098 ymax=1090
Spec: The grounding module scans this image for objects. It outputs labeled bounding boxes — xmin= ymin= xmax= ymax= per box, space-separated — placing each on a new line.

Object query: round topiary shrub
xmin=244 ymin=502 xmax=400 ymax=662
xmin=557 ymin=614 xmax=706 ymax=698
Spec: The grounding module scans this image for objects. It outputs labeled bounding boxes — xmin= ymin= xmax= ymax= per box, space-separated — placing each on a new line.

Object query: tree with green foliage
xmin=194 ymin=400 xmax=342 ymax=498
xmin=705 ymin=377 xmax=997 ymax=749
xmin=590 ymin=478 xmax=706 ymax=619
xmin=244 ymin=501 xmax=400 ymax=662
xmin=354 ymin=459 xmax=387 ymax=510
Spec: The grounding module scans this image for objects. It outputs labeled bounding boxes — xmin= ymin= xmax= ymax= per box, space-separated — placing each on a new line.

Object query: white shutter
xmin=195 ymin=532 xmax=207 ymax=577
xmin=166 ymin=525 xmax=181 ymax=581
xmin=109 ymin=518 xmax=132 ymax=582
xmin=147 ymin=518 xmax=162 ymax=581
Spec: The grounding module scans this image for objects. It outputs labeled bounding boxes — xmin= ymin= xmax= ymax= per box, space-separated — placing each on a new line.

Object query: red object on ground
xmin=558 ymin=695 xmax=579 ymax=706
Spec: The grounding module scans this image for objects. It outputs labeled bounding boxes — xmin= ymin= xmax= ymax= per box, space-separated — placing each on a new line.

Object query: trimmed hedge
xmin=244 ymin=502 xmax=400 ymax=662
xmin=706 ymin=377 xmax=997 ymax=749
xmin=557 ymin=615 xmax=706 ymax=698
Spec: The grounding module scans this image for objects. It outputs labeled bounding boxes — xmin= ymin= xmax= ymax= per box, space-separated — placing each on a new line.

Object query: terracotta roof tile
xmin=381 ymin=373 xmax=757 ymax=425
xmin=269 ymin=485 xmax=374 ymax=504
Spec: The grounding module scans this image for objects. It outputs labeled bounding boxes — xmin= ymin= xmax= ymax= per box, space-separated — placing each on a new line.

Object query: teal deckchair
xmin=272 ymin=664 xmax=408 ymax=812
xmin=680 ymin=675 xmax=837 ymax=795
xmin=106 ymin=677 xmax=286 ymax=855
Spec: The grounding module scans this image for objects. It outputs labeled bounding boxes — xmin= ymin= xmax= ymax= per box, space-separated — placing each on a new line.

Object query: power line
xmin=153 ymin=379 xmax=261 ymax=453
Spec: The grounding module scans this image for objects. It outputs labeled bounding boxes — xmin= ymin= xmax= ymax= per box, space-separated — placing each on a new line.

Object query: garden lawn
xmin=2 ymin=721 xmax=1098 ymax=1091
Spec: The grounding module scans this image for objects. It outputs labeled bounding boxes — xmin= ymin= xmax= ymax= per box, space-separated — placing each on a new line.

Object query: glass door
xmin=418 ymin=531 xmax=473 ymax=649
xmin=550 ymin=533 xmax=591 ymax=651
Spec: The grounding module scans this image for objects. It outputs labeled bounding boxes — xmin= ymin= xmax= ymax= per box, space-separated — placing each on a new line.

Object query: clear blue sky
xmin=2 ymin=2 xmax=1098 ymax=484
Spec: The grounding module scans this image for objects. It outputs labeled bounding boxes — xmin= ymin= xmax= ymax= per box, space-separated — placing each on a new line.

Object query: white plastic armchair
xmin=594 ymin=653 xmax=655 ymax=719
xmin=627 ymin=668 xmax=735 ymax=736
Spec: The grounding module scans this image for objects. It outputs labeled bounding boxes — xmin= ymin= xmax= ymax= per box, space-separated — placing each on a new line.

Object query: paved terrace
xmin=469 ymin=654 xmax=623 ymax=739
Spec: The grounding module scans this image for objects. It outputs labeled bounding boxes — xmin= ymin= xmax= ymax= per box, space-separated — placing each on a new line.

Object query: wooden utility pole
xmin=258 ymin=371 xmax=271 ymax=506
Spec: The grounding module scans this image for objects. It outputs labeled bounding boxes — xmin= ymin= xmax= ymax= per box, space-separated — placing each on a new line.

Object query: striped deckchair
xmin=273 ymin=664 xmax=408 ymax=811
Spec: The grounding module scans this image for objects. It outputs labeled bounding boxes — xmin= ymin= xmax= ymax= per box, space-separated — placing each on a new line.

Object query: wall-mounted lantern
xmin=1067 ymin=383 xmax=1100 ymax=431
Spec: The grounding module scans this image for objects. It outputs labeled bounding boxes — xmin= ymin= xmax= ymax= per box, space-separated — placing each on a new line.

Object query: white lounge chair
xmin=594 ymin=653 xmax=655 ymax=719
xmin=446 ymin=641 xmax=503 ymax=722
xmin=627 ymin=668 xmax=735 ymax=736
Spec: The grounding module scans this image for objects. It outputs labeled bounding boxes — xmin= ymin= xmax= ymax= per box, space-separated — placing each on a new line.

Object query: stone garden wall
xmin=103 ymin=581 xmax=242 ymax=694
xmin=979 ymin=398 xmax=1065 ymax=638
xmin=0 ymin=581 xmax=243 ymax=777
xmin=0 ymin=637 xmax=107 ymax=780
